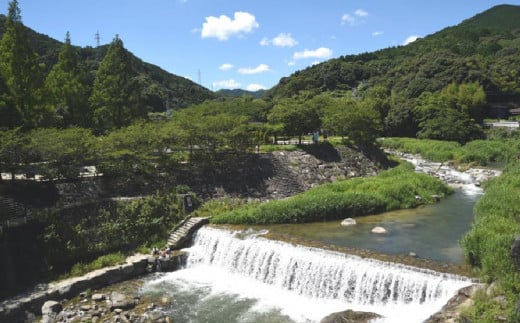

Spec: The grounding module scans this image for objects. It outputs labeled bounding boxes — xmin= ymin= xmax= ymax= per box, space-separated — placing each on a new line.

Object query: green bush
xmin=211 ymin=163 xmax=450 ymax=224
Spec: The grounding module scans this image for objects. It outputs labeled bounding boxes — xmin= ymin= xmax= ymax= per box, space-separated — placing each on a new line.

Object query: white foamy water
xmin=144 ymin=227 xmax=474 ymax=323
xmin=395 ymin=152 xmax=501 ymax=196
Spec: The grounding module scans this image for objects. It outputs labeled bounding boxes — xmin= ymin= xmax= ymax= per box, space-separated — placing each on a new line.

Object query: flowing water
xmin=140 ymin=156 xmax=498 ymax=322
xmin=142 ymin=227 xmax=473 ymax=322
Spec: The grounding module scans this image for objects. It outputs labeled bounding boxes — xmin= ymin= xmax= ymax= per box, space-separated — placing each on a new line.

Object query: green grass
xmin=379 ymin=137 xmax=520 ymax=165
xmin=459 ymin=160 xmax=520 ymax=321
xmin=62 ymin=252 xmax=127 ymax=279
xmin=211 ymin=162 xmax=451 ymax=225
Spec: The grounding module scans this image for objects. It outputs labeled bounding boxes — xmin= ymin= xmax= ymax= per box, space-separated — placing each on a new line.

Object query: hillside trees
xmin=45 ymin=32 xmax=90 ymax=127
xmin=89 ymin=35 xmax=146 ymax=132
xmin=0 ymin=0 xmax=50 ymax=128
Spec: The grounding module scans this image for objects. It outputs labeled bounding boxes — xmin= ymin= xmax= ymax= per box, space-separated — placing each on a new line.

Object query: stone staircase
xmin=166 ymin=216 xmax=210 ymax=250
xmin=261 ymin=153 xmax=305 ymax=199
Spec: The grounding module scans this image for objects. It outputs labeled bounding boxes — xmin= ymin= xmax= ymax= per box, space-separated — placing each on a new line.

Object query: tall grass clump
xmin=460 ymin=160 xmax=520 ymax=321
xmin=379 ymin=137 xmax=460 ymax=161
xmin=211 ymin=162 xmax=451 ymax=224
xmin=380 ymin=137 xmax=520 ymax=166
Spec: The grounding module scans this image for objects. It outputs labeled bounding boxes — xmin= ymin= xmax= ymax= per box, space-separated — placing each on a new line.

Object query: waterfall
xmin=170 ymin=226 xmax=474 ymax=322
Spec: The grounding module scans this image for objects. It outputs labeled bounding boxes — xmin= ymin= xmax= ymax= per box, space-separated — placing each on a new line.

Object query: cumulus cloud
xmin=247 ymin=83 xmax=267 ymax=91
xmin=259 ymin=37 xmax=270 ymax=46
xmin=213 ymin=79 xmax=241 ymax=89
xmin=355 ymin=9 xmax=368 ymax=17
xmin=260 ymin=33 xmax=298 ymax=47
xmin=403 ymin=35 xmax=421 ymax=45
xmin=372 ymin=31 xmax=383 ymax=36
xmin=342 ymin=9 xmax=368 ymax=25
xmin=272 ymin=33 xmax=298 ymax=47
xmin=201 ymin=12 xmax=259 ymax=41
xmin=293 ymin=47 xmax=333 ymax=60
xmin=219 ymin=63 xmax=234 ymax=71
xmin=238 ymin=64 xmax=270 ymax=75
xmin=341 ymin=14 xmax=355 ymax=25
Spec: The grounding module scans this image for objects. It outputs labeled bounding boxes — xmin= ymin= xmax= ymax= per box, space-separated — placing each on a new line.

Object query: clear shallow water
xmin=252 ymin=187 xmax=479 ymax=264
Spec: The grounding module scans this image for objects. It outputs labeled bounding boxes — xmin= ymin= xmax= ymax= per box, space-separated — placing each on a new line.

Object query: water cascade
xmin=146 ymin=226 xmax=474 ymax=322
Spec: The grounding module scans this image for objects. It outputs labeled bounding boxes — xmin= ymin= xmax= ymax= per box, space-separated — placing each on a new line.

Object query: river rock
xmin=320 ymin=309 xmax=381 ymax=323
xmin=110 ymin=292 xmax=136 ymax=311
xmin=41 ymin=300 xmax=62 ymax=323
xmin=371 ymin=226 xmax=387 ymax=234
xmin=92 ymin=293 xmax=106 ymax=301
xmin=341 ymin=218 xmax=356 ymax=226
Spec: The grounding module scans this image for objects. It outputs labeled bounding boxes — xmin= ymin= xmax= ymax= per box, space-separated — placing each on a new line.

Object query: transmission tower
xmin=198 ymin=69 xmax=201 ymax=85
xmin=95 ymin=31 xmax=101 ymax=47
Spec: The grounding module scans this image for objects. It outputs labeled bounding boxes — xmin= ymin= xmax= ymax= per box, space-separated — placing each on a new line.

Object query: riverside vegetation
xmin=380 ymin=137 xmax=520 ymax=321
xmin=208 ymin=162 xmax=451 ymax=224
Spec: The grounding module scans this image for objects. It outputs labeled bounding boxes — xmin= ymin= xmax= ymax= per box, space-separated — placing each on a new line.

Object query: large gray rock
xmin=320 ymin=309 xmax=381 ymax=323
xmin=41 ymin=300 xmax=62 ymax=323
xmin=110 ymin=292 xmax=136 ymax=311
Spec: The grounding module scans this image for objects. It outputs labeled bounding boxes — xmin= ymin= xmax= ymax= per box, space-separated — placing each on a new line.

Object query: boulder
xmin=92 ymin=293 xmax=106 ymax=301
xmin=371 ymin=226 xmax=387 ymax=234
xmin=320 ymin=309 xmax=381 ymax=323
xmin=110 ymin=292 xmax=136 ymax=311
xmin=340 ymin=218 xmax=356 ymax=226
xmin=41 ymin=300 xmax=62 ymax=323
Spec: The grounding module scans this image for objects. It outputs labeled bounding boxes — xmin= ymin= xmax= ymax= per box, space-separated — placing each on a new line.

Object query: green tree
xmin=322 ymin=98 xmax=382 ymax=146
xmin=89 ymin=35 xmax=144 ymax=131
xmin=29 ymin=127 xmax=95 ymax=180
xmin=267 ymin=98 xmax=321 ymax=144
xmin=0 ymin=128 xmax=32 ymax=180
xmin=0 ymin=0 xmax=49 ymax=128
xmin=45 ymin=32 xmax=90 ymax=127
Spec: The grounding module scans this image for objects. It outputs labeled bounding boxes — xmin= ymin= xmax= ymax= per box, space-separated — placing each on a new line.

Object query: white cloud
xmin=213 ymin=79 xmax=241 ymax=89
xmin=341 ymin=14 xmax=355 ymax=25
xmin=219 ymin=63 xmax=234 ymax=71
xmin=293 ymin=47 xmax=333 ymax=60
xmin=260 ymin=33 xmax=298 ymax=47
xmin=238 ymin=64 xmax=270 ymax=75
xmin=310 ymin=60 xmax=321 ymax=66
xmin=355 ymin=9 xmax=368 ymax=17
xmin=272 ymin=33 xmax=298 ymax=47
xmin=259 ymin=37 xmax=270 ymax=46
xmin=403 ymin=35 xmax=421 ymax=45
xmin=288 ymin=61 xmax=296 ymax=66
xmin=247 ymin=83 xmax=267 ymax=91
xmin=201 ymin=11 xmax=259 ymax=41
xmin=372 ymin=31 xmax=383 ymax=36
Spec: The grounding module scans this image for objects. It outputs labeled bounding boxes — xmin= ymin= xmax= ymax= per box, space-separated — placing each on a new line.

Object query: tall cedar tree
xmin=45 ymin=32 xmax=90 ymax=127
xmin=0 ymin=0 xmax=46 ymax=128
xmin=89 ymin=35 xmax=144 ymax=131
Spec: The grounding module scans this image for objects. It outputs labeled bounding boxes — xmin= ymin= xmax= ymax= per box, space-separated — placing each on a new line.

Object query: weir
xmin=170 ymin=226 xmax=474 ymax=322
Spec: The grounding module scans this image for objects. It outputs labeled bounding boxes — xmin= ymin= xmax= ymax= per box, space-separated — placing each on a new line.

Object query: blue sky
xmin=2 ymin=1 xmax=518 ymax=91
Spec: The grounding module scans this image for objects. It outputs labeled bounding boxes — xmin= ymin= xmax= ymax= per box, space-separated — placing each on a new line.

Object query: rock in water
xmin=320 ymin=309 xmax=381 ymax=323
xmin=371 ymin=226 xmax=387 ymax=234
xmin=341 ymin=218 xmax=356 ymax=226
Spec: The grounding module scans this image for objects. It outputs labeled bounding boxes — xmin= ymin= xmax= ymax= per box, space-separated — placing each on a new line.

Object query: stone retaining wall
xmin=0 ymin=252 xmax=186 ymax=322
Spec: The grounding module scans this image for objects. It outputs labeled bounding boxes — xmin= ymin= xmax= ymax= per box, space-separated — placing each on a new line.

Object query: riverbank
xmin=0 ymin=253 xmax=185 ymax=322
